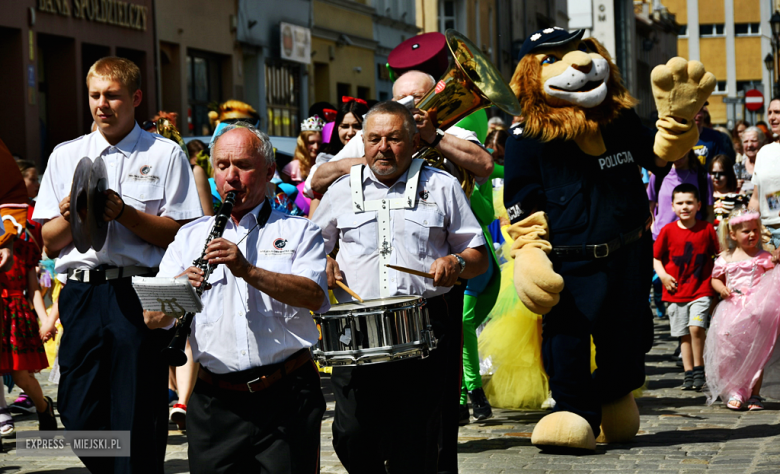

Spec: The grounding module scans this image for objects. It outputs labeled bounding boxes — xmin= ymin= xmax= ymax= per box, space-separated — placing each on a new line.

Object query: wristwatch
xmin=451 ymin=254 xmax=466 ymax=274
xmin=428 ymin=128 xmax=445 ymax=148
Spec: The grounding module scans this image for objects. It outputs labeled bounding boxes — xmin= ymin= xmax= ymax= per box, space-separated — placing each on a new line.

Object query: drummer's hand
xmin=177 ymin=266 xmax=211 ymax=291
xmin=58 ymin=195 xmax=71 ymax=222
xmin=411 ymin=108 xmax=437 ymax=144
xmin=326 ymin=255 xmax=343 ymax=289
xmin=103 ymin=190 xmax=126 ymax=222
xmin=205 ymin=238 xmax=251 ymax=278
xmin=430 ymin=256 xmax=460 ymax=288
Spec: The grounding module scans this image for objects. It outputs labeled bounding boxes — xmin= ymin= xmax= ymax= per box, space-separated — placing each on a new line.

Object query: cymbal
xmin=69 ymin=157 xmax=93 ymax=253
xmin=88 ymin=156 xmax=109 ymax=252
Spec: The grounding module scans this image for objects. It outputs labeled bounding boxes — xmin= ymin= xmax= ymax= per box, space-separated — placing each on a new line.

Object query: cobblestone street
xmin=2 ymin=318 xmax=779 ymax=473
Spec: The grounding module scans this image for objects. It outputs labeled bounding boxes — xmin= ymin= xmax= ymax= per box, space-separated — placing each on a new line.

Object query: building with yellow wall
xmin=311 ymin=0 xmax=377 ymax=106
xmin=662 ymin=0 xmax=771 ymax=126
xmin=415 ymin=0 xmax=503 ymax=75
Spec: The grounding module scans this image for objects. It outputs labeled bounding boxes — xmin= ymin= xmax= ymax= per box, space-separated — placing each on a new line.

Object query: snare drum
xmin=313 ymin=295 xmax=437 ymax=366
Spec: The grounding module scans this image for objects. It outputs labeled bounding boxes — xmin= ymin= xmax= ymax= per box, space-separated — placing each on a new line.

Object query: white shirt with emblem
xmin=303 ymin=125 xmax=486 ymax=197
xmin=312 ymin=164 xmax=485 ymax=302
xmin=33 ymin=124 xmax=203 ymax=273
xmin=157 ymin=201 xmax=329 ymax=373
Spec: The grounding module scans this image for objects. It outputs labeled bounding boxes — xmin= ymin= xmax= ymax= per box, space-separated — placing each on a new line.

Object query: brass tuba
xmin=415 ymin=29 xmax=522 ymax=197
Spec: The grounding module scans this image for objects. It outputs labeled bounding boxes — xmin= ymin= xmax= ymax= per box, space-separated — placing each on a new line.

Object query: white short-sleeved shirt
xmin=312 ymin=164 xmax=486 ymax=302
xmin=33 ymin=124 xmax=203 ymax=273
xmin=158 ymin=201 xmax=329 ymax=373
xmin=752 ymin=142 xmax=780 ymax=226
xmin=303 ymin=126 xmax=486 ymax=197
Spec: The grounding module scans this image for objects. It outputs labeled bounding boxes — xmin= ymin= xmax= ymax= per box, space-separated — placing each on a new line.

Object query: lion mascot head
xmin=510 ymin=29 xmax=636 ymax=143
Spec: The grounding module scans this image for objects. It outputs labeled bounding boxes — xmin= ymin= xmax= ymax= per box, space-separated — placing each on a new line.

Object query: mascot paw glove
xmin=651 ymin=57 xmax=716 ymax=161
xmin=507 ymin=212 xmax=563 ymax=314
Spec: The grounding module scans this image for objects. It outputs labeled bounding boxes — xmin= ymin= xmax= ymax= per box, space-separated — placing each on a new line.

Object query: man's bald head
xmin=392 ymin=71 xmax=436 ymax=105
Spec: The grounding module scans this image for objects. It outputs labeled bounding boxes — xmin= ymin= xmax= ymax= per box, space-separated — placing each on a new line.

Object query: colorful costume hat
xmin=388 ymin=32 xmax=449 ymax=80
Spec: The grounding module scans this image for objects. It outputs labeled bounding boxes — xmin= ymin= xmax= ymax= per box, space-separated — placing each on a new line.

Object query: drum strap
xmin=349 ymin=159 xmax=424 ymax=297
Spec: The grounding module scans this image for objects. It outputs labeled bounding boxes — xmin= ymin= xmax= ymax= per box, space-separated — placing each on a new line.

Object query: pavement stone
xmin=2 ymin=318 xmax=780 ymax=473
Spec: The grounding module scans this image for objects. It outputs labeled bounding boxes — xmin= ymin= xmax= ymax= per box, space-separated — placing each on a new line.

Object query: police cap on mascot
xmin=503 ymin=27 xmax=715 ymax=451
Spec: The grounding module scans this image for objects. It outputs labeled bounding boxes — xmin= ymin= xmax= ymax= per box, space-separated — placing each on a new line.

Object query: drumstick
xmin=336 ymin=280 xmax=364 ymax=303
xmin=385 ymin=264 xmax=462 ymax=286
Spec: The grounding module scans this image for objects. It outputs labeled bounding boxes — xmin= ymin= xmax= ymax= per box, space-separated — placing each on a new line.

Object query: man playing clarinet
xmin=148 ymin=122 xmax=329 ymax=473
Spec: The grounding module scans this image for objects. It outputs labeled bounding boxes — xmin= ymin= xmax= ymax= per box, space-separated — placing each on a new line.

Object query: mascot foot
xmin=596 ymin=393 xmax=640 ymax=444
xmin=531 ymin=411 xmax=596 ymax=453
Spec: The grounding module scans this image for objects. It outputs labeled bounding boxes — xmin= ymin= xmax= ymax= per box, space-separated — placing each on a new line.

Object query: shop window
xmin=735 ymin=23 xmax=760 ymax=36
xmin=699 ymin=24 xmax=725 ymax=37
xmin=266 ymin=60 xmax=301 ymax=137
xmin=187 ymin=51 xmax=223 ymax=137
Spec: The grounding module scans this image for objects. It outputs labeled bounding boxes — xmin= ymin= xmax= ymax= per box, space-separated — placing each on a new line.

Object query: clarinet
xmin=161 ymin=191 xmax=236 ymax=367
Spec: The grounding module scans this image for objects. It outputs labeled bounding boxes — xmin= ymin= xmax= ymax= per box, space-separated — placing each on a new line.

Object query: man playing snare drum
xmin=313 ymin=101 xmax=488 ymax=473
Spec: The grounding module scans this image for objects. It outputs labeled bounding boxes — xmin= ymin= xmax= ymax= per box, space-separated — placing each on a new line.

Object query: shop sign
xmin=280 ymin=22 xmax=311 ymax=65
xmin=37 ymin=0 xmax=148 ymax=31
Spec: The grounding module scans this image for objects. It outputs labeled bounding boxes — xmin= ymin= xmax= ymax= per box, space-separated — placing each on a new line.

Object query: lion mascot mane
xmin=503 ymin=28 xmax=715 ymax=452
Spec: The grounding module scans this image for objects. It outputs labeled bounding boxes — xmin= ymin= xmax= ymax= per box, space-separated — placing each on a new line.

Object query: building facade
xmin=310 ymin=0 xmax=377 ymax=108
xmin=0 ymin=0 xmax=156 ymax=168
xmin=156 ymin=0 xmax=243 ymax=137
xmin=662 ymin=0 xmax=771 ymax=126
xmin=237 ymin=0 xmax=312 ymax=137
xmin=374 ymin=0 xmax=420 ymax=101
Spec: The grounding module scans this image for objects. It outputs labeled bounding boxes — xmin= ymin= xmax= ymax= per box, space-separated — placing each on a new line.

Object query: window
xmin=337 ymin=83 xmax=351 ymax=99
xmin=735 ymin=23 xmax=761 ymax=35
xmin=377 ymin=62 xmax=391 ymax=81
xmin=678 ymin=24 xmax=688 ymax=37
xmin=699 ymin=24 xmax=725 ymax=37
xmin=439 ymin=0 xmax=457 ymax=32
xmin=713 ymin=81 xmax=727 ymax=94
xmin=187 ymin=51 xmax=223 ymax=136
xmin=737 ymin=81 xmax=761 ymax=94
xmin=265 ymin=60 xmax=301 ymax=137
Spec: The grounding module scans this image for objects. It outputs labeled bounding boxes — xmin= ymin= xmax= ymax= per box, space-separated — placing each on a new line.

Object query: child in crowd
xmin=654 ymin=184 xmax=719 ymax=391
xmin=704 ymin=208 xmax=780 ymax=410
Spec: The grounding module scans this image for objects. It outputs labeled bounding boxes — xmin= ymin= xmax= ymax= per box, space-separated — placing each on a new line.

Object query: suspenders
xmin=349 ymin=159 xmax=424 ymax=297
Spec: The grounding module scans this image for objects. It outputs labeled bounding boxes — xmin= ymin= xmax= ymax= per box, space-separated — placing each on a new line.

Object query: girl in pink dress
xmin=704 ymin=208 xmax=780 ymax=410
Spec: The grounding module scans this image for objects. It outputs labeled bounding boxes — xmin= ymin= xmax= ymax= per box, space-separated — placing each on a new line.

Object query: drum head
xmin=328 ymin=295 xmax=424 ymax=313
xmin=88 ymin=157 xmax=109 ymax=252
xmin=69 ymin=157 xmax=93 ymax=253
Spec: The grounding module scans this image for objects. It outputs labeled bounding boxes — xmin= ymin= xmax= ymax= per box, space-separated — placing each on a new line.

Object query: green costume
xmin=460 ymin=164 xmax=503 ymax=404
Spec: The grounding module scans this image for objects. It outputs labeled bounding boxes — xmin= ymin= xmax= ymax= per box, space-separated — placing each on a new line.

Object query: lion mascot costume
xmin=503 ymin=28 xmax=715 ymax=451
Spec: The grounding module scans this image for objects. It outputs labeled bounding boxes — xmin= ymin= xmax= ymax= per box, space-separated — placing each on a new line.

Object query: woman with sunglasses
xmin=709 ymin=154 xmax=748 ymax=227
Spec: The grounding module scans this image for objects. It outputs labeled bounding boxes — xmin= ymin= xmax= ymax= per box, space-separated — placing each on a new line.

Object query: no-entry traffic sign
xmin=745 ymin=89 xmax=764 ymax=112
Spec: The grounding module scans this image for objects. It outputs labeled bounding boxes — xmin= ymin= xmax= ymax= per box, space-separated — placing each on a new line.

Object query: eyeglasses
xmin=712 ymin=172 xmax=727 ymax=179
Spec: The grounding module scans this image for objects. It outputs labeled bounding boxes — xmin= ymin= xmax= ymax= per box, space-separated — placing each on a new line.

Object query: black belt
xmin=67 ymin=265 xmax=158 ymax=284
xmin=552 ymin=217 xmax=652 ymax=260
xmin=198 ymin=350 xmax=313 ymax=393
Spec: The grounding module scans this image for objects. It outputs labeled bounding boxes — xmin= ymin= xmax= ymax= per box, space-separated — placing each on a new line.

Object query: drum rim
xmin=316 ymin=295 xmax=425 ymax=316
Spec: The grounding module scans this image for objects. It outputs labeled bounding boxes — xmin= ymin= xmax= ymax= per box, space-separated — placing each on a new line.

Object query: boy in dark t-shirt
xmin=653 ymin=183 xmax=719 ymax=392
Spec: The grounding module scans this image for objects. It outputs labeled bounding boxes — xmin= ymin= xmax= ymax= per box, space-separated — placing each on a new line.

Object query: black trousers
xmin=57 ymin=278 xmax=170 ymax=474
xmin=187 ymin=357 xmax=326 ymax=474
xmin=331 ymin=295 xmax=462 ymax=474
xmin=544 ymin=234 xmax=655 ymax=436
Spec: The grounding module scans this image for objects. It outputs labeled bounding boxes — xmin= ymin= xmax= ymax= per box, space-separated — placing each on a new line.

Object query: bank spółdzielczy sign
xmin=37 ymin=0 xmax=148 ymax=32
